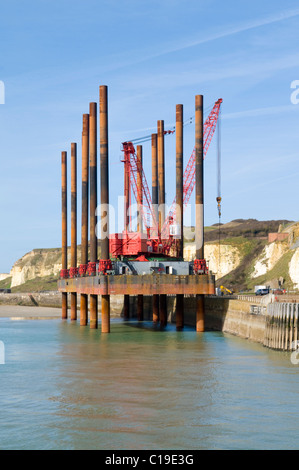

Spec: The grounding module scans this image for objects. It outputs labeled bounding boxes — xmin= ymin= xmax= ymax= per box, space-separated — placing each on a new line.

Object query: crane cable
xmin=128 ymin=104 xmax=215 ymax=145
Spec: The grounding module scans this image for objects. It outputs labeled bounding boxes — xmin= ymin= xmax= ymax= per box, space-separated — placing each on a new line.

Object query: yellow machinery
xmin=220 ymin=285 xmax=233 ymax=295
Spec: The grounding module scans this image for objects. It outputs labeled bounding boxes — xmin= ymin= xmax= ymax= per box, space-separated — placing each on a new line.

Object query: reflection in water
xmin=0 ymin=318 xmax=299 ymax=449
xmin=54 ymin=321 xmax=219 ymax=450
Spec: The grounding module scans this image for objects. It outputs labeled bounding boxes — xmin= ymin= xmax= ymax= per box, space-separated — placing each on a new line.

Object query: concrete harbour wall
xmin=0 ymin=292 xmax=267 ymax=343
xmin=1 ymin=291 xmax=297 ymax=351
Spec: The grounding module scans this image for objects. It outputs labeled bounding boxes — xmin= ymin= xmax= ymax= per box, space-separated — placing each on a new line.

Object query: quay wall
xmin=0 ymin=291 xmax=63 ymax=308
xmin=204 ymin=297 xmax=266 ymax=344
xmin=0 ymin=292 xmax=268 ymax=343
xmin=0 ymin=291 xmax=124 ymax=315
xmin=1 ymin=291 xmax=297 ymax=351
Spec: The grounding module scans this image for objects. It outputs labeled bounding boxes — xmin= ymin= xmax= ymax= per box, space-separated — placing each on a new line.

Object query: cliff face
xmin=7 ymin=220 xmax=299 ymax=292
xmin=10 ymin=248 xmax=66 ymax=288
xmin=11 ymin=243 xmax=243 ymax=287
xmin=249 ymin=222 xmax=299 ymax=289
xmin=251 ymin=242 xmax=289 ymax=278
xmin=184 ymin=220 xmax=299 ymax=290
xmin=184 ymin=243 xmax=241 ymax=280
xmin=289 ymin=248 xmax=299 ymax=289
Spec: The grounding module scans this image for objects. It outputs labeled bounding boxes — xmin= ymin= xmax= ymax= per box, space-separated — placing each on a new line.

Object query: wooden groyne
xmin=264 ymin=302 xmax=299 ymax=351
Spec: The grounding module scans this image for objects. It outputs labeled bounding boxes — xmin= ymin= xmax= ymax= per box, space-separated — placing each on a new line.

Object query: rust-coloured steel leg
xmin=124 ymin=295 xmax=130 ymax=320
xmin=160 ymin=294 xmax=167 ymax=328
xmin=90 ymin=294 xmax=98 ymax=329
xmin=61 ymin=151 xmax=68 ymax=319
xmin=196 ymin=294 xmax=205 ymax=332
xmin=137 ymin=295 xmax=143 ymax=321
xmin=176 ymin=294 xmax=184 ymax=331
xmin=80 ymin=114 xmax=89 ymax=326
xmin=100 ymin=86 xmax=110 ymax=334
xmin=62 ymin=292 xmax=68 ymax=320
xmin=153 ymin=294 xmax=159 ymax=323
xmin=80 ymin=294 xmax=88 ymax=326
xmin=70 ymin=293 xmax=77 ymax=322
xmin=101 ymin=294 xmax=110 ymax=333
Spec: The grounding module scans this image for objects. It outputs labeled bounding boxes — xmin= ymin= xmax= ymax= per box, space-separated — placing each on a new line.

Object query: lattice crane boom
xmin=161 ymin=99 xmax=222 ymax=239
xmin=122 ymin=141 xmax=159 ymax=236
xmin=121 ymin=98 xmax=222 ymax=257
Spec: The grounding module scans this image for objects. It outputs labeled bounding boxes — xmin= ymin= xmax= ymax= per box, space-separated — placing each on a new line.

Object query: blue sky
xmin=0 ymin=0 xmax=299 ymax=272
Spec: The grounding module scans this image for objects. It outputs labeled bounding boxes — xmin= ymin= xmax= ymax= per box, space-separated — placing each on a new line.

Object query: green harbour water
xmin=0 ymin=315 xmax=299 ymax=450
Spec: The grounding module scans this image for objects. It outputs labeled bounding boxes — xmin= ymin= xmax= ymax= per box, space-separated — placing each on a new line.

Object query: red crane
xmin=161 ymin=98 xmax=223 ymax=254
xmin=109 ymin=98 xmax=222 ymax=258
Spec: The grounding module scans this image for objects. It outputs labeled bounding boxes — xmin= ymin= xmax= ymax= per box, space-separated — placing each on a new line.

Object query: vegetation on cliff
xmin=1 ymin=219 xmax=298 ymax=294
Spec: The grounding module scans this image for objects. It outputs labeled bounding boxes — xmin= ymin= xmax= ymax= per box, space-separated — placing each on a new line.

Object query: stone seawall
xmin=134 ymin=295 xmax=267 ymax=345
xmin=0 ymin=291 xmax=62 ymax=308
xmin=0 ymin=291 xmax=125 ymax=316
xmin=204 ymin=297 xmax=266 ymax=344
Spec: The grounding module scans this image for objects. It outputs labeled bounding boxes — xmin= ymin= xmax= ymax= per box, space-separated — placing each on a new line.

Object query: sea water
xmin=0 ymin=316 xmax=298 ymax=450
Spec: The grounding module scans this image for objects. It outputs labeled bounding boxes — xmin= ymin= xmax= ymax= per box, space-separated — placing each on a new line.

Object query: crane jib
xmin=121 ymin=99 xmax=222 ymax=257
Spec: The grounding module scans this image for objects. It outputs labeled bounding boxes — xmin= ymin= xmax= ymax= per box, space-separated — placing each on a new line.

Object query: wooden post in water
xmin=269 ymin=305 xmax=274 ymax=349
xmin=279 ymin=304 xmax=284 ymax=350
xmin=273 ymin=307 xmax=278 ymax=349
xmin=284 ymin=304 xmax=288 ymax=350
xmin=277 ymin=305 xmax=281 ymax=349
xmin=264 ymin=306 xmax=270 ymax=348
xmin=278 ymin=304 xmax=283 ymax=349
xmin=271 ymin=309 xmax=277 ymax=349
xmin=271 ymin=307 xmax=276 ymax=349
xmin=286 ymin=303 xmax=289 ymax=350
xmin=287 ymin=303 xmax=294 ymax=350
xmin=268 ymin=306 xmax=272 ymax=349
xmin=294 ymin=304 xmax=298 ymax=350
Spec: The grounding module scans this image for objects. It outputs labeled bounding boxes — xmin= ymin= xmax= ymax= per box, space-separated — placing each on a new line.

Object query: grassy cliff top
xmin=2 ymin=219 xmax=297 ymax=294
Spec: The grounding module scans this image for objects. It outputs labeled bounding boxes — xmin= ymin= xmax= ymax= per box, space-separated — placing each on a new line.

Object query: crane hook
xmin=216 ymin=196 xmax=221 ymax=218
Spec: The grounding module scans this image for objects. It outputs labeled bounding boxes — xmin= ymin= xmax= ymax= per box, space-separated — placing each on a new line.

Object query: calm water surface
xmin=0 ymin=316 xmax=299 ymax=450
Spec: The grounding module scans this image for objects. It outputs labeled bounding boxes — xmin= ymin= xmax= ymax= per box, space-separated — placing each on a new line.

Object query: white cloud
xmin=135 ymin=7 xmax=299 ymax=61
xmin=222 ymin=104 xmax=299 ymax=120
